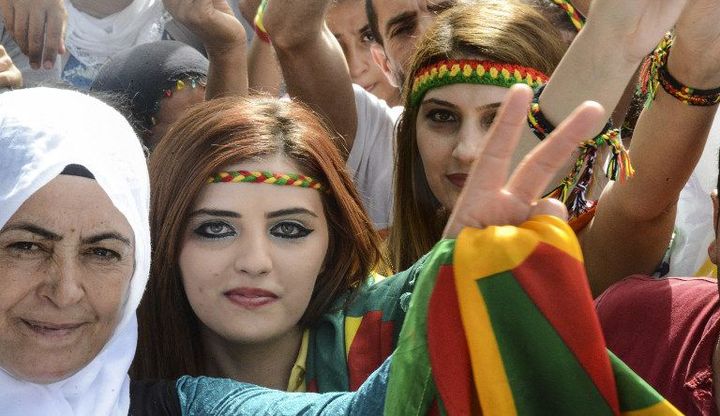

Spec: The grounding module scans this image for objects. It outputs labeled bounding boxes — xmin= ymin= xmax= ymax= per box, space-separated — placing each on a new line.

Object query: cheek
xmin=416 ymin=129 xmax=452 ymax=180
xmin=0 ymin=261 xmax=39 ymax=313
xmin=87 ymin=263 xmax=134 ymax=325
xmin=178 ymin=242 xmax=228 ymax=302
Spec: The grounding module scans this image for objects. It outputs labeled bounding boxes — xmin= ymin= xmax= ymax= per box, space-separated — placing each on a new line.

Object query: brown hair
xmin=389 ymin=0 xmax=567 ymax=271
xmin=132 ymin=96 xmax=384 ymax=379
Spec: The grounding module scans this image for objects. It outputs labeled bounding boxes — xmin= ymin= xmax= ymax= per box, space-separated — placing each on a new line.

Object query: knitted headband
xmin=208 ymin=170 xmax=326 ymax=192
xmin=551 ymin=0 xmax=585 ymax=32
xmin=410 ymin=59 xmax=550 ymax=107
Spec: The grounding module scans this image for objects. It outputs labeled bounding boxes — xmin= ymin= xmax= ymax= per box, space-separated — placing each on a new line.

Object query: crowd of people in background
xmin=2 ymin=0 xmax=720 ymax=415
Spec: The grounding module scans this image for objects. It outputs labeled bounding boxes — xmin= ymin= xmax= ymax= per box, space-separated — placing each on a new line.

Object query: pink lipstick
xmin=225 ymin=287 xmax=279 ymax=310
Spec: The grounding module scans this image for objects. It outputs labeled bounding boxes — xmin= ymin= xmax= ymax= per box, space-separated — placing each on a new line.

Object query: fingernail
xmin=44 ymin=60 xmax=53 ymax=70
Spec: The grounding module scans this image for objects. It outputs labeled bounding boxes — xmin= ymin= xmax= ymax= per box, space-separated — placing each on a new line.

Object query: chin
xmin=6 ymin=363 xmax=81 ymax=384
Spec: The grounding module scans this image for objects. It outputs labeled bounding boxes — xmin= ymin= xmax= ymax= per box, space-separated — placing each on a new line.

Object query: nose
xmin=347 ymin=45 xmax=368 ymax=81
xmin=452 ymin=121 xmax=483 ymax=166
xmin=40 ymin=259 xmax=85 ymax=308
xmin=233 ymin=232 xmax=273 ymax=277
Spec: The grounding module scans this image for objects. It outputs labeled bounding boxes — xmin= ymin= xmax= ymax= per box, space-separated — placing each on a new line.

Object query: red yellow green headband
xmin=208 ymin=170 xmax=325 ymax=192
xmin=410 ymin=60 xmax=550 ymax=107
xmin=551 ymin=0 xmax=585 ymax=32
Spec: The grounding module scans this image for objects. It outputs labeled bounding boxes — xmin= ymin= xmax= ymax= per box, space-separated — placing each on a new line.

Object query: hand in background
xmin=0 ymin=44 xmax=22 ymax=88
xmin=0 ymin=0 xmax=66 ymax=70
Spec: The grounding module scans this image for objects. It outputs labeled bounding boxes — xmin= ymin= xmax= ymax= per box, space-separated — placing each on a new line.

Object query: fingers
xmin=529 ymin=198 xmax=568 ymax=222
xmin=0 ymin=1 xmax=14 ymax=35
xmin=26 ymin=7 xmax=46 ymax=69
xmin=42 ymin=6 xmax=66 ymax=69
xmin=13 ymin=2 xmax=29 ymax=57
xmin=505 ymin=101 xmax=606 ymax=204
xmin=464 ymin=83 xmax=534 ymax=192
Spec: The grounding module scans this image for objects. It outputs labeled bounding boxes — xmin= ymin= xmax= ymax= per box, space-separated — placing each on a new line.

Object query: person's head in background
xmin=133 ymin=97 xmax=384 ymax=384
xmin=91 ymin=40 xmax=209 ymax=150
xmin=364 ymin=0 xmax=581 ymax=89
xmin=326 ymin=0 xmax=401 ymax=106
xmin=389 ymin=0 xmax=568 ymax=271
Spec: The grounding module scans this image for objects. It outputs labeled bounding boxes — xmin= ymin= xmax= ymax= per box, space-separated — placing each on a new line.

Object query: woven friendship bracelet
xmin=641 ymin=33 xmax=720 ymax=107
xmin=551 ymin=0 xmax=585 ymax=32
xmin=254 ymin=0 xmax=271 ymax=43
xmin=208 ymin=170 xmax=326 ymax=191
xmin=528 ymin=86 xmax=634 ymax=217
xmin=410 ymin=59 xmax=549 ymax=107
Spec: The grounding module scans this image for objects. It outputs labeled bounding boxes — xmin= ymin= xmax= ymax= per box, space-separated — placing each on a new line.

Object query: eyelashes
xmin=193 ymin=221 xmax=314 ymax=241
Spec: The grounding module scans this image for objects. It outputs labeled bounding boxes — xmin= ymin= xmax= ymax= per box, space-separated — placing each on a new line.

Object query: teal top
xmin=176 ymin=357 xmax=390 ymax=415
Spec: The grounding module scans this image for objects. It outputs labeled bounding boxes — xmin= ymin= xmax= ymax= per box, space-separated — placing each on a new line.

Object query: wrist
xmin=667 ymin=37 xmax=720 ymax=89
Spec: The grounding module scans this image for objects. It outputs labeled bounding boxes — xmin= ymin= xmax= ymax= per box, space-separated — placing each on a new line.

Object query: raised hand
xmin=162 ymin=0 xmax=246 ymax=54
xmin=584 ymin=0 xmax=688 ymax=63
xmin=443 ymin=85 xmax=606 ymax=238
xmin=0 ymin=0 xmax=66 ymax=70
xmin=0 ymin=44 xmax=22 ymax=88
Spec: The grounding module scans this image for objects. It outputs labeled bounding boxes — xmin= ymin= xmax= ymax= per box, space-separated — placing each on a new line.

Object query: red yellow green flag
xmin=385 ymin=215 xmax=680 ymax=415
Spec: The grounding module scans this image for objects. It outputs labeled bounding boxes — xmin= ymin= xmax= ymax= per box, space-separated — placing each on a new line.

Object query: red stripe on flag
xmin=346 ymin=311 xmax=395 ymax=391
xmin=512 ymin=242 xmax=619 ymax=413
xmin=428 ymin=265 xmax=478 ymax=415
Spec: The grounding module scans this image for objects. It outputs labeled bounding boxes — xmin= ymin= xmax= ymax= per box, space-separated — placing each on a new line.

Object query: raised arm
xmin=523 ymin=0 xmax=700 ymax=295
xmin=581 ymin=0 xmax=720 ymax=294
xmin=263 ymin=0 xmax=357 ymax=154
xmin=163 ymin=0 xmax=249 ymax=99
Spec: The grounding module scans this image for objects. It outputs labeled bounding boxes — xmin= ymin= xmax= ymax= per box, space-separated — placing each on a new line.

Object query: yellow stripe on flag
xmin=455 ymin=230 xmax=521 ymax=415
xmin=621 ymin=400 xmax=683 ymax=416
xmin=521 ymin=215 xmax=583 ymax=262
xmin=344 ymin=316 xmax=363 ymax=357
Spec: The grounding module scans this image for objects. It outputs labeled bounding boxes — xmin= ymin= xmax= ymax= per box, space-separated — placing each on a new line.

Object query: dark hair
xmin=365 ymin=0 xmax=382 ymax=46
xmin=132 ymin=96 xmax=384 ymax=379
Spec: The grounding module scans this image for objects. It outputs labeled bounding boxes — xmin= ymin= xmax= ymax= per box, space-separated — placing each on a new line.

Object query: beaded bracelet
xmin=527 ymin=85 xmax=634 ymax=217
xmin=254 ymin=0 xmax=271 ymax=43
xmin=642 ymin=33 xmax=720 ymax=107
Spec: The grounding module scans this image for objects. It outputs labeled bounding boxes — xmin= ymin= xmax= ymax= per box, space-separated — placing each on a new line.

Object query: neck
xmin=201 ymin=325 xmax=304 ymax=391
xmin=70 ymin=0 xmax=134 ymax=18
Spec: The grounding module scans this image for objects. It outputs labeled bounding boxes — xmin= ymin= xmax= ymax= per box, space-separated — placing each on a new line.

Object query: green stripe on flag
xmin=609 ymin=351 xmax=667 ymax=412
xmin=478 ymin=271 xmax=614 ymax=415
xmin=385 ymin=239 xmax=455 ymax=415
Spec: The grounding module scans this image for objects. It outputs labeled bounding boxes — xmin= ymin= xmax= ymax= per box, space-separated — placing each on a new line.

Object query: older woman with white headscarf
xmin=0 ymin=87 xmax=150 ymax=415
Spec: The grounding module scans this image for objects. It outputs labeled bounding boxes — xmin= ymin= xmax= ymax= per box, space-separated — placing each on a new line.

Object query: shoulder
xmin=129 ymin=379 xmax=182 ymax=416
xmin=595 ymin=275 xmax=720 ymax=414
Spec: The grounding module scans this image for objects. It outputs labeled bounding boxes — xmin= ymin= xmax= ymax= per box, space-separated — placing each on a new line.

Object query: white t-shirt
xmin=347 ymin=84 xmax=403 ymax=229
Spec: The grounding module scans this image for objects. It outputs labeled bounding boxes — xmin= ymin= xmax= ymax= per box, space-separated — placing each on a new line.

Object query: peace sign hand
xmin=443 ymin=84 xmax=606 ymax=238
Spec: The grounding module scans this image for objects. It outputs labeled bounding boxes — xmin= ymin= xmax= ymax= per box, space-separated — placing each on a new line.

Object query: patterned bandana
xmin=410 ymin=59 xmax=549 ymax=107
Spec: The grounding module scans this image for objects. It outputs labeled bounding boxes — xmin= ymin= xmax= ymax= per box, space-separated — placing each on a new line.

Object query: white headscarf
xmin=64 ymin=0 xmax=169 ymax=68
xmin=0 ymin=88 xmax=150 ymax=416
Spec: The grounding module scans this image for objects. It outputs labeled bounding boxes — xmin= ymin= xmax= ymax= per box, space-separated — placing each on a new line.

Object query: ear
xmin=709 ymin=190 xmax=719 ymax=265
xmin=371 ymin=43 xmax=399 ymax=88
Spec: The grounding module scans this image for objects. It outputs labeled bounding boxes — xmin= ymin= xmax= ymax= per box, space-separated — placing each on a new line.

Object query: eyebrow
xmin=266 ymin=208 xmax=318 ymax=219
xmin=421 ymin=98 xmax=502 ymax=112
xmin=189 ymin=208 xmax=242 ymax=219
xmin=359 ymin=24 xmax=371 ymax=36
xmin=82 ymin=232 xmax=132 ymax=246
xmin=385 ymin=11 xmax=416 ymax=37
xmin=0 ymin=223 xmax=131 ymax=246
xmin=0 ymin=222 xmax=62 ymax=240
